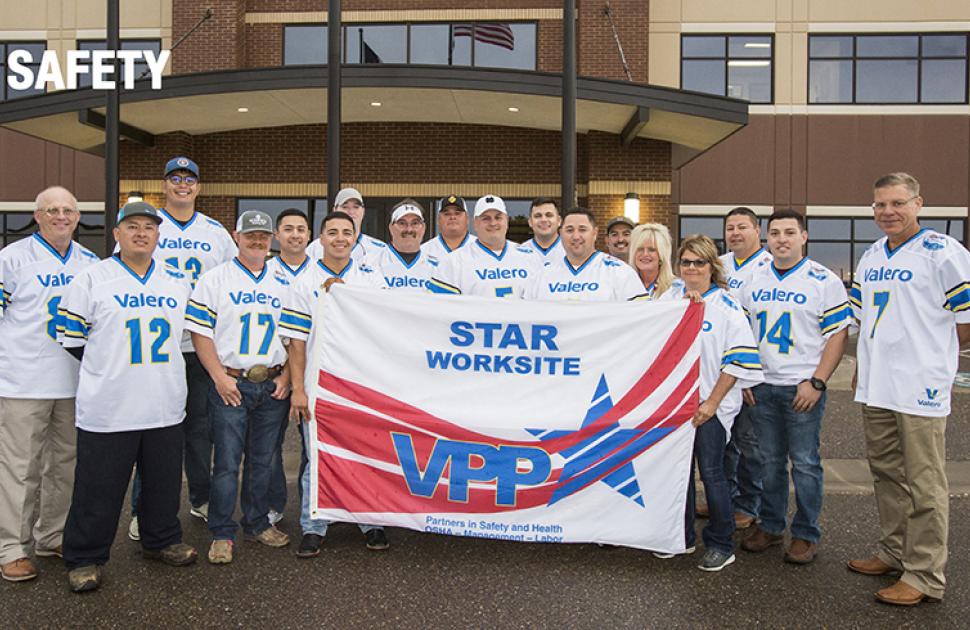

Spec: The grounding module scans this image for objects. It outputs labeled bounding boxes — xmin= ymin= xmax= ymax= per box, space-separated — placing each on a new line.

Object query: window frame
xmin=807 ymin=32 xmax=970 ymax=105
xmin=281 ymin=22 xmax=539 ymax=71
xmin=679 ymin=33 xmax=775 ymax=104
xmin=0 ymin=41 xmax=48 ymax=101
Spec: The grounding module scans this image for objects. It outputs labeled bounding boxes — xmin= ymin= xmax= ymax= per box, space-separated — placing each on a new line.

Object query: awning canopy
xmin=0 ymin=65 xmax=747 ymax=154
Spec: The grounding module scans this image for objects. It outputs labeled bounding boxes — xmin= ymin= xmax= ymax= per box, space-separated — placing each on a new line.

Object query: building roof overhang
xmin=0 ymin=65 xmax=747 ymax=155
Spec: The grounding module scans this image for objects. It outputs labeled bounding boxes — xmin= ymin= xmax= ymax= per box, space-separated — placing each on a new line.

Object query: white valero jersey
xmin=719 ymin=247 xmax=772 ymax=299
xmin=367 ymin=246 xmax=438 ymax=292
xmin=521 ymin=236 xmax=564 ymax=262
xmin=0 ymin=234 xmax=99 ymax=398
xmin=427 ymin=240 xmax=539 ymax=298
xmin=524 ymin=251 xmax=646 ymax=302
xmin=279 ymin=258 xmax=383 ymax=392
xmin=420 ymin=233 xmax=476 ymax=260
xmin=660 ymin=282 xmax=764 ymax=433
xmin=268 ymin=255 xmax=311 ymax=288
xmin=58 ymin=257 xmax=190 ymax=432
xmin=851 ymin=229 xmax=970 ymax=416
xmin=185 ymin=259 xmax=289 ymax=370
xmin=738 ymin=258 xmax=851 ymax=386
xmin=306 ymin=233 xmax=386 ymax=261
xmin=154 ymin=209 xmax=237 ymax=351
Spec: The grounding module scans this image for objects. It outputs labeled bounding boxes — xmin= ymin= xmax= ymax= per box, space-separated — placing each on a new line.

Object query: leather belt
xmin=224 ymin=364 xmax=283 ymax=384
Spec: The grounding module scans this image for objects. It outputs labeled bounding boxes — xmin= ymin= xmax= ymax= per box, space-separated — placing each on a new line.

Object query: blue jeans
xmin=208 ymin=379 xmax=289 ymax=540
xmin=299 ymin=423 xmax=380 ymax=537
xmin=245 ymin=413 xmax=288 ymax=513
xmin=723 ymin=403 xmax=764 ymax=519
xmin=748 ymin=383 xmax=826 ymax=543
xmin=685 ymin=417 xmax=734 ymax=554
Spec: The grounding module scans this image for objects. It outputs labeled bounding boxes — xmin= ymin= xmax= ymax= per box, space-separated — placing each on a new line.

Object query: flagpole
xmin=561 ymin=0 xmax=577 ymax=208
xmin=327 ymin=0 xmax=341 ymax=207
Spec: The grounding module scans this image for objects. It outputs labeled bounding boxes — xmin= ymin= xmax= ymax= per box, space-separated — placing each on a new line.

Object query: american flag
xmin=453 ymin=23 xmax=515 ymax=51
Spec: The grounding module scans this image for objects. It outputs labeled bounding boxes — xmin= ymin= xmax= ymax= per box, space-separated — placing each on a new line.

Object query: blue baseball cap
xmin=164 ymin=156 xmax=199 ymax=178
xmin=117 ymin=201 xmax=162 ymax=226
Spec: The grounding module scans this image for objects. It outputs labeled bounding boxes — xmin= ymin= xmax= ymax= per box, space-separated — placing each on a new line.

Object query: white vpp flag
xmin=308 ymin=285 xmax=701 ymax=552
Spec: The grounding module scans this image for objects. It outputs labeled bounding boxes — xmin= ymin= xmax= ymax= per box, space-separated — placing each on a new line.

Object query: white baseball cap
xmin=474 ymin=194 xmax=507 ymax=218
xmin=391 ymin=203 xmax=424 ymax=223
xmin=333 ymin=187 xmax=364 ymax=209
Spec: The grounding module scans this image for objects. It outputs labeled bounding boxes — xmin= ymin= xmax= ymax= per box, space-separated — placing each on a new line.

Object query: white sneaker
xmin=653 ymin=545 xmax=695 ymax=559
xmin=268 ymin=510 xmax=283 ymax=525
xmin=128 ymin=516 xmax=140 ymax=541
xmin=189 ymin=503 xmax=208 ymax=522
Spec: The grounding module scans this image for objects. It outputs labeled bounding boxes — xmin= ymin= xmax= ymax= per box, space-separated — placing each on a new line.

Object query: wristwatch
xmin=806 ymin=377 xmax=827 ymax=392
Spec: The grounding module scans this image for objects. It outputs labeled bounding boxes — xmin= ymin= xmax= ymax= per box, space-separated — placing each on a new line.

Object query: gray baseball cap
xmin=116 ymin=201 xmax=162 ymax=225
xmin=236 ymin=210 xmax=274 ymax=234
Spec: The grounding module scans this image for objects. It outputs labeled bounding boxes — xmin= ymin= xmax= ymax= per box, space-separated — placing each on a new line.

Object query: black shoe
xmin=296 ymin=534 xmax=324 ymax=559
xmin=365 ymin=529 xmax=389 ymax=551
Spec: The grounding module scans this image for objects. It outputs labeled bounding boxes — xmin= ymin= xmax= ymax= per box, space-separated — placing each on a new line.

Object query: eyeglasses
xmin=167 ymin=175 xmax=198 ymax=185
xmin=679 ymin=259 xmax=709 ymax=268
xmin=872 ymin=195 xmax=918 ymax=211
xmin=41 ymin=206 xmax=78 ymax=217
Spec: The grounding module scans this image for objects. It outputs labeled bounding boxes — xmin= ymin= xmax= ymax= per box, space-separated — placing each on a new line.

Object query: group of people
xmin=0 ymin=158 xmax=966 ymax=607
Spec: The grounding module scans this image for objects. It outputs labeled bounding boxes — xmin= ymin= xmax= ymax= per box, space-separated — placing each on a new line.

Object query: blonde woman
xmin=656 ymin=234 xmax=764 ymax=571
xmin=628 ymin=223 xmax=674 ymax=299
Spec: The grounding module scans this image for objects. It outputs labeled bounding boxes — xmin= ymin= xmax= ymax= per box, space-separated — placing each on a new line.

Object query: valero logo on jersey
xmin=37 ymin=272 xmax=74 ymax=287
xmin=918 ymin=387 xmax=943 ymax=409
xmin=750 ymin=287 xmax=807 ymax=304
xmin=425 ymin=320 xmax=581 ymax=375
xmin=229 ymin=290 xmax=281 ymax=308
xmin=158 ymin=237 xmax=212 ymax=252
xmin=385 ymin=276 xmax=427 ymax=289
xmin=864 ymin=267 xmax=913 ymax=282
xmin=476 ymin=267 xmax=527 ymax=280
xmin=113 ymin=293 xmax=179 ymax=309
xmin=548 ymin=281 xmax=599 ymax=293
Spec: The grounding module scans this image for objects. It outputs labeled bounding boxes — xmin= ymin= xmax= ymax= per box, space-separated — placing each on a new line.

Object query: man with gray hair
xmin=0 ymin=186 xmax=99 ymax=582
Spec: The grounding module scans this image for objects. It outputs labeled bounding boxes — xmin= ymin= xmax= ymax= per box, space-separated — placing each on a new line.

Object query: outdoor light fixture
xmin=237 ymin=107 xmax=249 ymax=112
xmin=508 ymin=106 xmax=519 ymax=112
xmin=370 ymin=101 xmax=382 ymax=107
xmin=624 ymin=192 xmax=640 ymax=222
xmin=127 ymin=191 xmax=144 ymax=203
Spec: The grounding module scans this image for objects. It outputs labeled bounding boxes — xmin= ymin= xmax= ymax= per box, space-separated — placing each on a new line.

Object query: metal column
xmin=561 ymin=0 xmax=577 ymax=208
xmin=327 ymin=0 xmax=342 ymax=208
xmin=104 ymin=0 xmax=120 ymax=253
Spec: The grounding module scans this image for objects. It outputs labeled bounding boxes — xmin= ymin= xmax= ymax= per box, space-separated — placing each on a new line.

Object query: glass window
xmin=1 ymin=42 xmax=47 ymax=100
xmin=284 ymin=25 xmax=328 ymax=65
xmin=807 ymin=242 xmax=851 ymax=282
xmin=471 ymin=24 xmax=536 ymax=70
xmin=76 ymin=213 xmax=106 ymax=258
xmin=809 ymin=33 xmax=969 ymax=104
xmin=410 ymin=24 xmax=471 ymax=66
xmin=346 ymin=25 xmax=406 ymax=65
xmin=0 ymin=212 xmax=36 ymax=248
xmin=806 ymin=218 xmax=851 ymax=240
xmin=681 ymin=35 xmax=773 ymax=103
xmin=74 ymin=40 xmax=162 ymax=88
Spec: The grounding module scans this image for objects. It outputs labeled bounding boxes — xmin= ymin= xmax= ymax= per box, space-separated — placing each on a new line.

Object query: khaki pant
xmin=863 ymin=405 xmax=948 ymax=599
xmin=0 ymin=397 xmax=76 ymax=564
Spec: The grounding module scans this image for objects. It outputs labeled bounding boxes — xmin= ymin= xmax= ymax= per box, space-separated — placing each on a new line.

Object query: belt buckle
xmin=246 ymin=364 xmax=270 ymax=384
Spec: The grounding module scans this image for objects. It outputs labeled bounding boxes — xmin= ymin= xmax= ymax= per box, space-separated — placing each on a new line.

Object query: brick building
xmin=0 ymin=0 xmax=968 ymax=277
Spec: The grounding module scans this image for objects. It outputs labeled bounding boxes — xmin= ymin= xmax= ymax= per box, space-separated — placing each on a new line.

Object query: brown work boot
xmin=847 ymin=555 xmax=898 ymax=576
xmin=741 ymin=527 xmax=784 ymax=553
xmin=143 ymin=543 xmax=198 ymax=567
xmin=784 ymin=538 xmax=818 ymax=564
xmin=1 ymin=557 xmax=38 ymax=582
xmin=734 ymin=512 xmax=755 ymax=529
xmin=67 ymin=565 xmax=101 ymax=593
xmin=875 ymin=580 xmax=941 ymax=606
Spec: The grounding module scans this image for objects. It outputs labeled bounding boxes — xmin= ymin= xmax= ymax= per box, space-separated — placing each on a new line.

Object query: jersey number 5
xmin=755 ymin=311 xmax=794 ymax=354
xmin=125 ymin=318 xmax=171 ymax=364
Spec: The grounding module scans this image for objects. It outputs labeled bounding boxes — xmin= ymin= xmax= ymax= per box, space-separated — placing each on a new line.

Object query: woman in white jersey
xmin=656 ymin=235 xmax=764 ymax=572
xmin=629 ymin=224 xmax=675 ymax=300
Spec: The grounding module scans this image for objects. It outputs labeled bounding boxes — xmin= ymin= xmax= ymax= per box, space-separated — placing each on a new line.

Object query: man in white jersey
xmin=369 ymin=199 xmax=438 ymax=291
xmin=60 ymin=201 xmax=197 ymax=593
xmin=265 ymin=208 xmax=312 ymax=527
xmin=847 ymin=173 xmax=970 ymax=606
xmin=127 ymin=157 xmax=237 ymax=541
xmin=0 ymin=187 xmax=98 ymax=583
xmin=278 ymin=211 xmax=388 ymax=558
xmin=525 ymin=208 xmax=644 ymax=302
xmin=605 ymin=216 xmax=636 ymax=262
xmin=421 ymin=195 xmax=475 ymax=259
xmin=521 ymin=197 xmax=564 ymax=261
xmin=739 ymin=209 xmax=850 ymax=565
xmin=306 ymin=187 xmax=386 ymax=260
xmin=186 ymin=211 xmax=292 ymax=564
xmin=428 ymin=194 xmax=538 ymax=298
xmin=717 ymin=207 xmax=773 ymax=530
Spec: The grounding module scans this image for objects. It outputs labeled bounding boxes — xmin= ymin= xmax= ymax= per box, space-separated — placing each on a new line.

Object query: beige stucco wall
xmin=649 ymin=0 xmax=970 ymax=105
